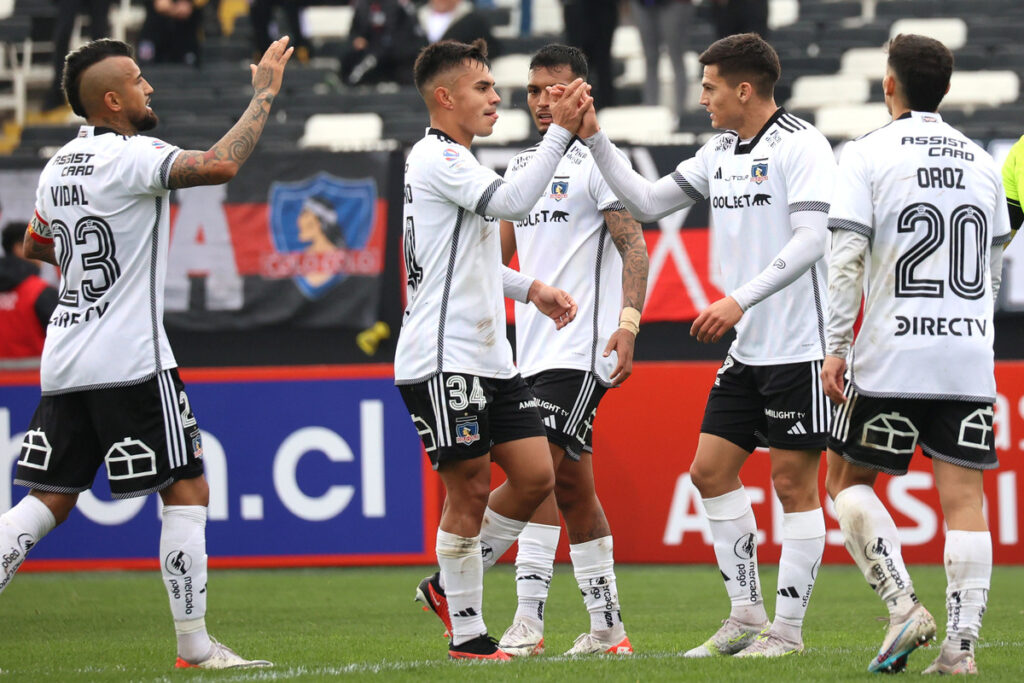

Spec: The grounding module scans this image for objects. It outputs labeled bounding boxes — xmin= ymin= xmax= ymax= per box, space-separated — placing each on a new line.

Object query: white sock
xmin=943 ymin=530 xmax=991 ymax=650
xmin=833 ymin=485 xmax=919 ymax=617
xmin=570 ymin=536 xmax=624 ymax=637
xmin=437 ymin=529 xmax=486 ymax=645
xmin=702 ymin=488 xmax=767 ymax=625
xmin=480 ymin=507 xmax=527 ymax=571
xmin=160 ymin=505 xmax=212 ymax=662
xmin=773 ymin=508 xmax=825 ymax=642
xmin=513 ymin=522 xmax=560 ymax=628
xmin=0 ymin=496 xmax=56 ymax=594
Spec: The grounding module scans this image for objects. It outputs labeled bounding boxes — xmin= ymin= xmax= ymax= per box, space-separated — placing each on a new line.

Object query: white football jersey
xmin=676 ymin=109 xmax=836 ymax=365
xmin=507 ymin=138 xmax=625 ymax=384
xmin=394 ymin=129 xmax=515 ymax=383
xmin=829 ymin=111 xmax=1011 ymax=401
xmin=30 ymin=125 xmax=181 ymax=394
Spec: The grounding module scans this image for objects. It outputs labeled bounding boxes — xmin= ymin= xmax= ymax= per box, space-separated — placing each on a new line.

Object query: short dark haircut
xmin=699 ymin=33 xmax=780 ymax=99
xmin=529 ymin=43 xmax=588 ymax=80
xmin=887 ymin=33 xmax=953 ymax=112
xmin=413 ymin=39 xmax=490 ymax=94
xmin=2 ymin=222 xmax=26 ymax=255
xmin=62 ymin=38 xmax=134 ymax=118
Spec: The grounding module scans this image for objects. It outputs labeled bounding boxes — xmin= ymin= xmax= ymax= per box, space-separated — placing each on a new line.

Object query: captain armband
xmin=27 ymin=212 xmax=52 ymax=242
xmin=619 ymin=306 xmax=641 ymax=336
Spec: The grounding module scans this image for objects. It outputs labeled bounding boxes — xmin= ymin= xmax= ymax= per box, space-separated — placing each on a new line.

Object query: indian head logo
xmin=751 ymin=160 xmax=769 ymax=184
xmin=550 ymin=178 xmax=570 ymax=201
xmin=267 ymin=172 xmax=381 ymax=299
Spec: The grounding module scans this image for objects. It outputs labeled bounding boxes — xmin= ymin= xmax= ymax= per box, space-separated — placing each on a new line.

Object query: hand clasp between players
xmin=546 ymin=78 xmax=594 ymax=135
xmin=690 ymin=296 xmax=743 ymax=344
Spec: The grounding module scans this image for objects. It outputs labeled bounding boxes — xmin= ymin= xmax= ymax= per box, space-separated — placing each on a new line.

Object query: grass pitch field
xmin=1 ymin=564 xmax=1021 ymax=681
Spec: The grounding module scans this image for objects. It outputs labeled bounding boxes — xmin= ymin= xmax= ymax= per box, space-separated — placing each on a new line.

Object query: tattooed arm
xmin=602 ymin=207 xmax=648 ymax=385
xmin=23 ymin=232 xmax=56 ymax=266
xmin=168 ymin=37 xmax=294 ymax=189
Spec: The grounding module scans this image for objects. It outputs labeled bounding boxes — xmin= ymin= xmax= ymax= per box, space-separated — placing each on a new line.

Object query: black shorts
xmin=398 ymin=372 xmax=546 ymax=469
xmin=700 ymin=355 xmax=829 ymax=453
xmin=16 ymin=369 xmax=205 ymax=499
xmin=524 ymin=370 xmax=608 ymax=460
xmin=828 ymin=384 xmax=997 ymax=475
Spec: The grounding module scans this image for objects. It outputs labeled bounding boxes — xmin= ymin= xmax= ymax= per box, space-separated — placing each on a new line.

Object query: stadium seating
xmin=299 ymin=112 xmax=388 ymax=152
xmin=3 ymin=0 xmax=1024 ymax=151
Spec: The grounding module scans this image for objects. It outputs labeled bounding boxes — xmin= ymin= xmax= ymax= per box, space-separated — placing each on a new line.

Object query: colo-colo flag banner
xmin=163 ymin=150 xmax=390 ymax=330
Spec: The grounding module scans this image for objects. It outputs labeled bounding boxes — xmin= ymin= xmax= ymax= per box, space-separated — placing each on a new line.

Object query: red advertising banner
xmin=548 ymin=361 xmax=1023 ymax=565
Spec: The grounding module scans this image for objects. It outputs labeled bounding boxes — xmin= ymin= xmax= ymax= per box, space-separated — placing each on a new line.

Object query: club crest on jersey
xmin=267 ymin=172 xmax=381 ymax=299
xmin=550 ymin=179 xmax=569 ymax=201
xmin=751 ymin=160 xmax=769 ymax=183
xmin=455 ymin=418 xmax=481 ymax=446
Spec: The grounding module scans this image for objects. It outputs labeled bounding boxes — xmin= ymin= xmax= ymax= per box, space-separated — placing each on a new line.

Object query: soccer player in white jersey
xmin=822 ymin=34 xmax=1011 ymax=675
xmin=0 ymin=37 xmax=292 ymax=669
xmin=492 ymin=44 xmax=648 ymax=658
xmin=396 ymin=39 xmax=593 ymax=660
xmin=564 ymin=33 xmax=837 ymax=657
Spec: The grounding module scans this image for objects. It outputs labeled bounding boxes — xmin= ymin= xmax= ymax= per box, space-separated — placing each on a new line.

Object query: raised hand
xmin=548 ymin=78 xmax=594 ymax=136
xmin=250 ymin=36 xmax=294 ymax=100
xmin=579 ymin=104 xmax=600 ymax=139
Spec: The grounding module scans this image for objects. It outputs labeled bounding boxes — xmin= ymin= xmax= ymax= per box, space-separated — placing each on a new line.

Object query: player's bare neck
xmin=430 ymin=113 xmax=471 ymax=149
xmin=736 ymin=99 xmax=779 ymax=140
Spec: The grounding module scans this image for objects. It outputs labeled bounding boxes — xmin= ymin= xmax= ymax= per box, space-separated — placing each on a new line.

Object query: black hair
xmin=698 ymin=33 xmax=781 ymax=99
xmin=413 ymin=38 xmax=490 ymax=94
xmin=62 ymin=38 xmax=134 ymax=118
xmin=2 ymin=222 xmax=26 ymax=255
xmin=529 ymin=43 xmax=588 ymax=80
xmin=887 ymin=33 xmax=954 ymax=112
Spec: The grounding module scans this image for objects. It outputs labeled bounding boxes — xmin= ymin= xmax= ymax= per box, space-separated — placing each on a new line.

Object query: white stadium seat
xmin=475 ymin=108 xmax=532 ymax=146
xmin=788 ymin=74 xmax=870 ymax=110
xmin=839 ymin=47 xmax=888 ymax=81
xmin=889 ymin=18 xmax=968 ymax=51
xmin=768 ymin=0 xmax=799 ymax=30
xmin=489 ymin=54 xmax=533 ymax=90
xmin=299 ymin=113 xmax=384 ymax=151
xmin=595 ymin=105 xmax=676 ymax=144
xmin=944 ymin=71 xmax=1020 ymax=108
xmin=530 ymin=0 xmax=564 ymax=36
xmin=302 ymin=6 xmax=355 ymax=40
xmin=814 ymin=103 xmax=892 ymax=140
xmin=611 ymin=25 xmax=644 ymax=60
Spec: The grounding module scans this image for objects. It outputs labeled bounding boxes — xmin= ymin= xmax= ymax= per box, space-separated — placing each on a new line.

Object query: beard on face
xmin=132 ymin=108 xmax=159 ymax=132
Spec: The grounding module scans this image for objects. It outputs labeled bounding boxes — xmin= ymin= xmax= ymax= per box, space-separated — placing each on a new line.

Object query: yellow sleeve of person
xmin=1003 ymin=134 xmax=1024 ymax=247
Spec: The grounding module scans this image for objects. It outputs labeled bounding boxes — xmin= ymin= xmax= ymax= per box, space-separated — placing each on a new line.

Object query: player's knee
xmin=771 ymin=470 xmax=817 ymax=509
xmin=32 ymin=491 xmax=77 ymax=525
xmin=554 ymin=476 xmax=582 ymax=511
xmin=688 ymin=461 xmax=719 ymax=495
xmin=515 ymin=467 xmax=555 ymax=507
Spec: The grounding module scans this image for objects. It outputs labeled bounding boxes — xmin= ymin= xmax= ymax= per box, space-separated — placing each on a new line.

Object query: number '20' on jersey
xmin=828 ymin=111 xmax=1012 ymax=401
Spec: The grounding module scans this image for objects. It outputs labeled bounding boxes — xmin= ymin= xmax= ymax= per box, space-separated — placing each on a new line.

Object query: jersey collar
xmin=427 ymin=127 xmax=458 ymax=145
xmin=734 ymin=107 xmax=787 ymax=155
xmin=77 ymin=125 xmax=119 ymax=138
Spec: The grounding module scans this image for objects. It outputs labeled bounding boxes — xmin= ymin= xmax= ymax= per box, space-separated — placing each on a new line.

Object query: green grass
xmin=0 ymin=565 xmax=1021 ymax=681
